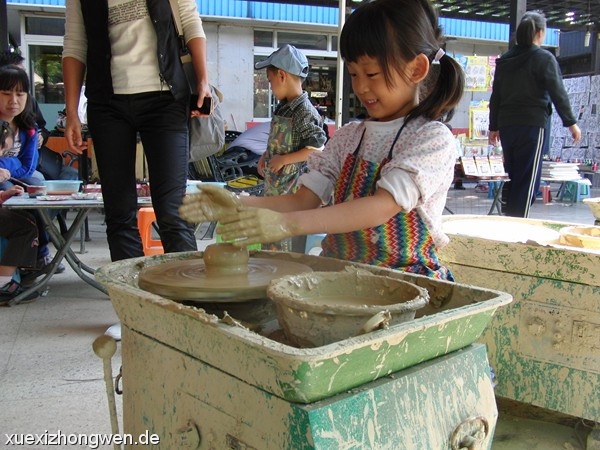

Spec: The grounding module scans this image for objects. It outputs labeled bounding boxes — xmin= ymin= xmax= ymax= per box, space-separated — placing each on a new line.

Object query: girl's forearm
xmin=285 ymin=189 xmax=401 ymax=236
xmin=241 ymin=186 xmax=321 ymax=212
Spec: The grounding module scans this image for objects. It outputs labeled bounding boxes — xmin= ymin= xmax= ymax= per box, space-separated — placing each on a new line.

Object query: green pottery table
xmin=97 ymin=251 xmax=512 ymax=449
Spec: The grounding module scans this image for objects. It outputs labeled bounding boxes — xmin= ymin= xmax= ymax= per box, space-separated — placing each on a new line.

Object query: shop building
xmin=4 ymin=0 xmax=564 ymax=133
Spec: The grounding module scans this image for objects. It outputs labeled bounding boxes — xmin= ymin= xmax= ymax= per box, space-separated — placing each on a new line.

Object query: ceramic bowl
xmin=42 ymin=180 xmax=82 ymax=195
xmin=83 ymin=184 xmax=102 ymax=194
xmin=27 ymin=185 xmax=47 ymax=198
xmin=267 ymin=269 xmax=429 ymax=347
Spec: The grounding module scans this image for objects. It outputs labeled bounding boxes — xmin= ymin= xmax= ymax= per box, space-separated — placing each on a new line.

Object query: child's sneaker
xmin=475 ymin=183 xmax=489 ymax=193
xmin=0 ymin=280 xmax=39 ymax=305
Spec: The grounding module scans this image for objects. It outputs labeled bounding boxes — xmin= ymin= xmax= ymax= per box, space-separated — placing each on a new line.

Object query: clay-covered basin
xmin=268 ymin=269 xmax=429 ymax=347
xmin=583 ymin=197 xmax=600 ymax=220
xmin=559 ymin=225 xmax=600 ymax=250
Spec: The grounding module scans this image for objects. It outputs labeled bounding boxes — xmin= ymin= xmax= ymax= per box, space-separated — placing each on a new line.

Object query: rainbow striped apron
xmin=320 ymin=124 xmax=453 ymax=281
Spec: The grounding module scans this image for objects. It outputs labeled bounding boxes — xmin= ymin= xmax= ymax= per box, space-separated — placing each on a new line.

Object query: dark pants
xmin=87 ymin=91 xmax=197 ymax=262
xmin=499 ymin=125 xmax=545 ymax=218
xmin=0 ymin=176 xmax=51 ymax=258
xmin=0 ymin=208 xmax=39 ymax=268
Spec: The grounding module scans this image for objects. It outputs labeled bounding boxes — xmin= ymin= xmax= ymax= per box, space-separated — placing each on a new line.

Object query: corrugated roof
xmin=197 ymin=0 xmax=338 ymax=25
xmin=6 ymin=0 xmax=559 ymax=46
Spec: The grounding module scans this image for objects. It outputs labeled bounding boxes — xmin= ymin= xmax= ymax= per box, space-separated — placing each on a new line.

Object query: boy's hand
xmin=179 ymin=184 xmax=242 ymax=224
xmin=267 ymin=154 xmax=286 ymax=173
xmin=218 ymin=207 xmax=294 ymax=246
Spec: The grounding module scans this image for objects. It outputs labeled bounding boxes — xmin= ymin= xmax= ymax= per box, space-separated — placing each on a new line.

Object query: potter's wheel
xmin=138 ymin=246 xmax=312 ymax=302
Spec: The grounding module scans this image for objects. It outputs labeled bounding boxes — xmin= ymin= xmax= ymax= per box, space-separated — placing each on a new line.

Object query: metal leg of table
xmin=42 ymin=209 xmax=107 ymax=290
xmin=8 ymin=208 xmax=107 ymax=306
xmin=487 ymin=181 xmax=505 ymax=215
xmin=195 ymin=221 xmax=217 ymax=240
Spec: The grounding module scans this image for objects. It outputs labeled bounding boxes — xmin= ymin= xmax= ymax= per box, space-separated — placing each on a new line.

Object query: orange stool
xmin=138 ymin=207 xmax=164 ymax=256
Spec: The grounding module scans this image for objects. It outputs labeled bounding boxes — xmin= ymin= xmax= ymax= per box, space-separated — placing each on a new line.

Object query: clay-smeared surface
xmin=440 ymin=215 xmax=600 ymax=422
xmin=138 ymin=256 xmax=312 ymax=302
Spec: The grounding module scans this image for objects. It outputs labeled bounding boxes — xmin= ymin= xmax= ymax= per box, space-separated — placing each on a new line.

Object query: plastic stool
xmin=305 ymin=233 xmax=326 ymax=255
xmin=540 ymin=185 xmax=552 ymax=204
xmin=559 ymin=179 xmax=592 ymax=203
xmin=137 ymin=207 xmax=164 ymax=256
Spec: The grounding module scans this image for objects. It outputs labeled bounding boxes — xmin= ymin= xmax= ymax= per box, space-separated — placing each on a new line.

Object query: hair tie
xmin=432 ymin=48 xmax=445 ymax=64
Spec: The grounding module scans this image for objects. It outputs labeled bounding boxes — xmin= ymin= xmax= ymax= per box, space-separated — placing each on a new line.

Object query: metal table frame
xmin=446 ymin=175 xmax=509 ymax=216
xmin=3 ymin=195 xmax=151 ymax=306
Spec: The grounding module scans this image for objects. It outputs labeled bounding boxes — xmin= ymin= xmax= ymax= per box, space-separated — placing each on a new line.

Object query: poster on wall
xmin=464 ymin=56 xmax=492 ymax=91
xmin=549 ymin=74 xmax=600 ymax=161
xmin=454 ymin=54 xmax=497 ymax=92
xmin=487 ymin=56 xmax=497 ymax=90
xmin=469 ymin=100 xmax=490 ymax=140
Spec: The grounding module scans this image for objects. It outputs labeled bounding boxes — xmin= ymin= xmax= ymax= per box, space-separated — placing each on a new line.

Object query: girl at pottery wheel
xmin=181 ymin=0 xmax=464 ymax=280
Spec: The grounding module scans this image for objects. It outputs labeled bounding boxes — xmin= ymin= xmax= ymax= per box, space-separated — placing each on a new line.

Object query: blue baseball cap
xmin=255 ymin=44 xmax=309 ymax=78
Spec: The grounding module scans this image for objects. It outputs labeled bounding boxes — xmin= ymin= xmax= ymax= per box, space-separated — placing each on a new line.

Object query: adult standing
xmin=488 ymin=11 xmax=581 ymax=218
xmin=62 ymin=0 xmax=210 ymax=261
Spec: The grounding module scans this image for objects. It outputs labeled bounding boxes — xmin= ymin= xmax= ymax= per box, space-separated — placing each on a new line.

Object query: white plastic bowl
xmin=186 ymin=180 xmax=227 ymax=194
xmin=42 ymin=180 xmax=83 ymax=195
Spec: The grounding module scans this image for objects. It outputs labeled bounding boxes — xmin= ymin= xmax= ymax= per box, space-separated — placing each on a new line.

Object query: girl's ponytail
xmin=410 ymin=50 xmax=465 ymax=123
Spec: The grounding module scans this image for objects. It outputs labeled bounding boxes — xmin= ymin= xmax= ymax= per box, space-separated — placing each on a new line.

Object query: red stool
xmin=541 ymin=185 xmax=552 ymax=204
xmin=138 ymin=207 xmax=164 ymax=256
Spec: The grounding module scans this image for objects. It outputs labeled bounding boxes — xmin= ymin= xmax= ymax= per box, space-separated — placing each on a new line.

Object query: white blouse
xmin=300 ymin=116 xmax=456 ymax=248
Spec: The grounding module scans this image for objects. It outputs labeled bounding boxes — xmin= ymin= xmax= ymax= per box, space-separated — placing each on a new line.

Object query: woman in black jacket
xmin=488 ymin=11 xmax=581 ymax=217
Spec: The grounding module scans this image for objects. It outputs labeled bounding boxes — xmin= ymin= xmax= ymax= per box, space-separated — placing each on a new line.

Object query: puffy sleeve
xmin=378 ymin=119 xmax=455 ymax=211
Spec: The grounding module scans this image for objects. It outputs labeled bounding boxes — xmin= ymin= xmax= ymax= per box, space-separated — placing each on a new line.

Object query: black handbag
xmin=37 ymin=146 xmax=64 ymax=180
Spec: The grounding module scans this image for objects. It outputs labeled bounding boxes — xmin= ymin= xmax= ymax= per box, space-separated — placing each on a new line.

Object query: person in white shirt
xmin=62 ymin=0 xmax=209 ymax=261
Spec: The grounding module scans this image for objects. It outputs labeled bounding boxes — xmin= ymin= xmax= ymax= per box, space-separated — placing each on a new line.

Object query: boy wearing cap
xmin=255 ymin=44 xmax=326 ymax=197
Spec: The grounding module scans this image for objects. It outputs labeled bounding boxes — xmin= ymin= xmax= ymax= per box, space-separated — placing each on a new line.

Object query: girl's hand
xmin=0 ymin=168 xmax=10 ymax=183
xmin=218 ymin=207 xmax=294 ymax=246
xmin=179 ymin=184 xmax=242 ymax=224
xmin=7 ymin=185 xmax=24 ymax=197
xmin=569 ymin=124 xmax=582 ymax=144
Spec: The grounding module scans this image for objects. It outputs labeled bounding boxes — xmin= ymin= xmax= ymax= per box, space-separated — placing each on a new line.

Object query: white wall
xmin=204 ymin=23 xmax=255 ymax=131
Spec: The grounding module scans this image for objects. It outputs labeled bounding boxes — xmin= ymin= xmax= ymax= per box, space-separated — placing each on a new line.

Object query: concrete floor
xmin=0 ymin=184 xmax=598 ymax=449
